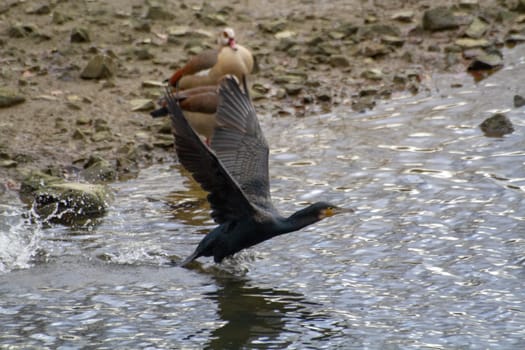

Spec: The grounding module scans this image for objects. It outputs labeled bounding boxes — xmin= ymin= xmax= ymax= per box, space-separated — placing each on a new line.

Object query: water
xmin=1 ymin=47 xmax=525 ymax=349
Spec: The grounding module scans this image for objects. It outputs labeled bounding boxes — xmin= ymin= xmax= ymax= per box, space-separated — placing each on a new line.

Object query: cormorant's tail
xmin=177 ymin=250 xmax=200 ymax=267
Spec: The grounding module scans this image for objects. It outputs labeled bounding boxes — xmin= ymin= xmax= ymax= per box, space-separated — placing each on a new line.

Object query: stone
xmin=131 ymin=99 xmax=155 ymax=111
xmin=133 ymin=19 xmax=151 ymax=32
xmin=72 ymin=128 xmax=88 ymax=141
xmin=358 ymin=42 xmax=390 ymax=57
xmin=134 ymin=48 xmax=154 ymax=60
xmin=76 ymin=116 xmax=91 ymax=125
xmin=337 ymin=22 xmax=359 ymax=38
xmin=70 ymin=27 xmax=90 ymax=43
xmin=91 ymin=130 xmax=113 ymax=142
xmin=52 ymin=11 xmax=70 ymax=25
xmin=20 ymin=172 xmax=113 ymax=225
xmin=352 ymin=97 xmax=376 ymax=112
xmin=284 ymin=84 xmax=302 ymax=96
xmin=391 ymin=10 xmax=414 ymax=22
xmin=465 ymin=17 xmax=488 ymax=39
xmin=515 ymin=0 xmax=525 ymax=13
xmin=0 ymin=159 xmax=17 ymax=168
xmin=275 ymin=30 xmax=296 ymax=40
xmin=422 ymin=7 xmax=460 ymax=31
xmin=468 ymin=51 xmax=503 ymax=71
xmin=199 ymin=13 xmax=227 ymax=26
xmin=144 ymin=5 xmax=173 ymax=20
xmin=329 ymin=55 xmax=350 ymax=68
xmin=8 ymin=23 xmax=35 ymax=38
xmin=514 ymin=95 xmax=525 ymax=108
xmin=479 ymin=113 xmax=514 ymax=137
xmin=357 ymin=24 xmax=401 ymax=41
xmin=459 ymin=0 xmax=479 ymax=9
xmin=381 ymin=35 xmax=405 ymax=47
xmin=141 ymin=80 xmax=165 ymax=88
xmin=505 ymin=34 xmax=525 ymax=45
xmin=82 ymin=156 xmax=117 ymax=182
xmin=153 ymin=135 xmax=174 ymax=149
xmin=80 ymin=54 xmax=116 ymax=79
xmin=0 ymin=87 xmax=25 ymax=108
xmin=26 ymin=3 xmax=51 ymax=15
xmin=258 ymin=19 xmax=287 ymax=34
xmin=455 ymin=38 xmax=490 ymax=49
xmin=316 ymin=92 xmax=331 ymax=102
xmin=328 ymin=31 xmax=345 ymax=40
xmin=361 ymin=69 xmax=384 ymax=81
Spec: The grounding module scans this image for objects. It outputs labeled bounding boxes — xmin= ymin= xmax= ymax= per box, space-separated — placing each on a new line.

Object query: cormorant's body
xmin=165 ymin=77 xmax=351 ymax=267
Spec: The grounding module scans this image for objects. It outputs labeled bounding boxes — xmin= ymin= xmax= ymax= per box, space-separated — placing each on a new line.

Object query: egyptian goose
xmin=168 ymin=27 xmax=254 ymax=90
xmin=152 ymin=85 xmax=219 ymax=142
xmin=150 ymin=28 xmax=253 ymax=140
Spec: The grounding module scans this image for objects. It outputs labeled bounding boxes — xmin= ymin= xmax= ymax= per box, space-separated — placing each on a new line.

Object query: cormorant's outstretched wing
xmin=165 ymin=86 xmax=256 ymax=224
xmin=211 ymin=76 xmax=274 ymax=212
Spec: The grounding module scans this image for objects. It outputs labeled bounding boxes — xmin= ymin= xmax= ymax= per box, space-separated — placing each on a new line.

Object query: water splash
xmin=0 ymin=195 xmax=40 ymax=274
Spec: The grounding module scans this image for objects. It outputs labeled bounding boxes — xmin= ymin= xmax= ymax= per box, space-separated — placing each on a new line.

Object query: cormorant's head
xmin=218 ymin=27 xmax=237 ymax=50
xmin=315 ymin=202 xmax=353 ymax=220
xmin=306 ymin=202 xmax=354 ymax=221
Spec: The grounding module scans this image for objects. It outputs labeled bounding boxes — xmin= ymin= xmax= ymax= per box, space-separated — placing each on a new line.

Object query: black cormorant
xmin=165 ymin=76 xmax=352 ymax=267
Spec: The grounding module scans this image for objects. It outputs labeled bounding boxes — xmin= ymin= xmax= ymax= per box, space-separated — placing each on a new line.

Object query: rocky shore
xmin=1 ymin=0 xmax=524 ymax=219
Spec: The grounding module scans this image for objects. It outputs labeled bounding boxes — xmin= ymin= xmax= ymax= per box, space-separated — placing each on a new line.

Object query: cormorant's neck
xmin=275 ymin=207 xmax=320 ymax=236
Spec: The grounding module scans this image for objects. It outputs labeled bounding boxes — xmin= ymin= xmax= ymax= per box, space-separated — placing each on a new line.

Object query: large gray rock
xmin=20 ymin=172 xmax=113 ymax=225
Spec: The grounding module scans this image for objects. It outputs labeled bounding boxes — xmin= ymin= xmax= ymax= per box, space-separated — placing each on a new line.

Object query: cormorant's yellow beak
xmin=320 ymin=206 xmax=353 ymax=219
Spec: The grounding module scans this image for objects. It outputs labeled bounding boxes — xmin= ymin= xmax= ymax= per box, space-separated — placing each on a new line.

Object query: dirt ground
xmin=1 ymin=0 xmax=524 ymax=193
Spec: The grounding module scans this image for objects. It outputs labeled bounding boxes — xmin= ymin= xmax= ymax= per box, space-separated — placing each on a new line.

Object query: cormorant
xmin=165 ymin=76 xmax=352 ymax=267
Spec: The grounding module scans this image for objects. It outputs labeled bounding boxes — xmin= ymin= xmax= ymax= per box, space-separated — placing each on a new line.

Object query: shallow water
xmin=1 ymin=46 xmax=525 ymax=349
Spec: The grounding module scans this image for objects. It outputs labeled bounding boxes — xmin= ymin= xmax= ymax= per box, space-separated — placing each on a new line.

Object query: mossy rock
xmin=20 ymin=172 xmax=113 ymax=225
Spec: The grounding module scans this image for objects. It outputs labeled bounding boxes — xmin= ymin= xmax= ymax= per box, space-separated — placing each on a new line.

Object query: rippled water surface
xmin=1 ymin=47 xmax=525 ymax=349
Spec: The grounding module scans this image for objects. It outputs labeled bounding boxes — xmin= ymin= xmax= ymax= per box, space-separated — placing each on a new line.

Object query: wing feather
xmin=211 ymin=77 xmax=274 ymax=211
xmin=165 ymin=86 xmax=256 ymax=224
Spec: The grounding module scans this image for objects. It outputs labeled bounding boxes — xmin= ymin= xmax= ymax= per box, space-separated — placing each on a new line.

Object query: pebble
xmin=26 ymin=3 xmax=51 ymax=15
xmin=144 ymin=5 xmax=173 ymax=20
xmin=131 ymin=99 xmax=155 ymax=111
xmin=329 ymin=55 xmax=350 ymax=68
xmin=70 ymin=27 xmax=90 ymax=43
xmin=467 ymin=51 xmax=503 ymax=70
xmin=391 ymin=10 xmax=414 ymax=22
xmin=422 ymin=7 xmax=460 ymax=31
xmin=455 ymin=38 xmax=490 ymax=48
xmin=284 ymin=84 xmax=302 ymax=96
xmin=80 ymin=54 xmax=116 ymax=79
xmin=142 ymin=81 xmax=165 ymax=88
xmin=0 ymin=88 xmax=25 ymax=107
xmin=479 ymin=113 xmax=514 ymax=137
xmin=514 ymin=95 xmax=525 ymax=108
xmin=8 ymin=23 xmax=35 ymax=38
xmin=361 ymin=69 xmax=384 ymax=81
xmin=465 ymin=17 xmax=488 ymax=39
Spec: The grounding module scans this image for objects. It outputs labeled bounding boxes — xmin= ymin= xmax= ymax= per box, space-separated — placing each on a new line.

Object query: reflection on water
xmin=1 ymin=46 xmax=525 ymax=348
xmin=205 ymin=273 xmax=342 ymax=349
